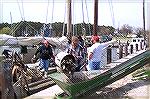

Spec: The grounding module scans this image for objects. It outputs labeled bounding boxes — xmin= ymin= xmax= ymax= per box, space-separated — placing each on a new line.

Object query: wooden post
xmin=119 ymin=44 xmax=123 ymax=59
xmin=136 ymin=44 xmax=138 ymax=51
xmin=93 ymin=0 xmax=98 ymax=35
xmin=130 ymin=45 xmax=133 ymax=54
xmin=107 ymin=46 xmax=111 ymax=64
xmin=67 ymin=0 xmax=72 ymax=40
xmin=0 ymin=56 xmax=3 ymax=99
xmin=140 ymin=42 xmax=143 ymax=50
xmin=111 ymin=45 xmax=119 ymax=62
xmin=0 ymin=57 xmax=15 ymax=99
xmin=124 ymin=44 xmax=128 ymax=56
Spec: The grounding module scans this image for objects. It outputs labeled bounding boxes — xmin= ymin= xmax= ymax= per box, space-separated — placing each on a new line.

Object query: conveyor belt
xmin=48 ymin=50 xmax=150 ymax=98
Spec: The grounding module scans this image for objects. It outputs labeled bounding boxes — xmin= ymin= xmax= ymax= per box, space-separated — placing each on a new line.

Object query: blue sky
xmin=0 ymin=0 xmax=148 ymax=28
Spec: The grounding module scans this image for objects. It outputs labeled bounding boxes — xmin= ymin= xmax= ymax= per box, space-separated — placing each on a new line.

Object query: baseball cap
xmin=43 ymin=40 xmax=49 ymax=44
xmin=91 ymin=35 xmax=100 ymax=42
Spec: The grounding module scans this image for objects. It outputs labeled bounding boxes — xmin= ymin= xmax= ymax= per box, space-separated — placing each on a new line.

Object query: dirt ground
xmin=85 ymin=74 xmax=150 ymax=99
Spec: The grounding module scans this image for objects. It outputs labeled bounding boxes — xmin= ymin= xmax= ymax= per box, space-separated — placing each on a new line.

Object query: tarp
xmin=0 ymin=34 xmax=68 ymax=48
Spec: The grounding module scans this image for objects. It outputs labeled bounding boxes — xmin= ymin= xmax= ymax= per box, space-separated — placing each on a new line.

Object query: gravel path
xmin=85 ymin=74 xmax=150 ymax=99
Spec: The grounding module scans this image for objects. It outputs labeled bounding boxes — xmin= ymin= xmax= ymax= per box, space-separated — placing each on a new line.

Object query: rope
xmin=50 ymin=0 xmax=54 ymax=37
xmin=107 ymin=0 xmax=126 ymax=40
xmin=45 ymin=0 xmax=54 ymax=36
xmin=81 ymin=0 xmax=84 ymax=23
xmin=81 ymin=0 xmax=86 ymax=37
xmin=51 ymin=0 xmax=54 ymax=23
xmin=17 ymin=0 xmax=24 ymax=20
xmin=21 ymin=0 xmax=25 ymax=21
xmin=85 ymin=0 xmax=91 ymax=36
xmin=26 ymin=22 xmax=38 ymax=33
xmin=10 ymin=22 xmax=23 ymax=36
xmin=45 ymin=0 xmax=50 ymax=24
xmin=45 ymin=0 xmax=54 ymax=23
xmin=108 ymin=0 xmax=115 ymax=27
xmin=72 ymin=0 xmax=75 ymax=36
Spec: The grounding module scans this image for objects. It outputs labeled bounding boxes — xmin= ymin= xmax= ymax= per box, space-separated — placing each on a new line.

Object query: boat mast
xmin=0 ymin=0 xmax=3 ymax=23
xmin=10 ymin=12 xmax=13 ymax=30
xmin=93 ymin=0 xmax=98 ymax=36
xmin=143 ymin=0 xmax=145 ymax=31
xmin=147 ymin=1 xmax=150 ymax=31
xmin=147 ymin=1 xmax=150 ymax=48
xmin=67 ymin=0 xmax=72 ymax=40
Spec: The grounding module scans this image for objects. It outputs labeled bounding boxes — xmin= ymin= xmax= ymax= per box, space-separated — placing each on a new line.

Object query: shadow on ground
xmin=80 ymin=79 xmax=150 ymax=99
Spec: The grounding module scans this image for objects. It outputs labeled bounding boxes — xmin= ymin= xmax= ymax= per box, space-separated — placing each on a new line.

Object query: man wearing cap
xmin=87 ymin=35 xmax=107 ymax=70
xmin=34 ymin=40 xmax=55 ymax=78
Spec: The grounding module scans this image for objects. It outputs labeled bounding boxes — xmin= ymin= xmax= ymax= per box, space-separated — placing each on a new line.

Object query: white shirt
xmin=88 ymin=42 xmax=108 ymax=62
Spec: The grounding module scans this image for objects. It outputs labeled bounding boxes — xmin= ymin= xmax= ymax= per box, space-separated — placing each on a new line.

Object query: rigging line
xmin=108 ymin=0 xmax=115 ymax=27
xmin=81 ymin=0 xmax=84 ymax=23
xmin=17 ymin=0 xmax=23 ymax=20
xmin=26 ymin=22 xmax=38 ymax=32
xmin=85 ymin=0 xmax=91 ymax=36
xmin=10 ymin=22 xmax=23 ymax=36
xmin=62 ymin=1 xmax=66 ymax=36
xmin=81 ymin=0 xmax=86 ymax=37
xmin=51 ymin=0 xmax=54 ymax=23
xmin=45 ymin=0 xmax=50 ymax=24
xmin=21 ymin=0 xmax=25 ymax=21
xmin=10 ymin=12 xmax=13 ymax=29
xmin=72 ymin=0 xmax=75 ymax=36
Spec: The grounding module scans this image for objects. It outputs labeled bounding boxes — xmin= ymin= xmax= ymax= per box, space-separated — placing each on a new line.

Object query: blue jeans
xmin=40 ymin=59 xmax=49 ymax=72
xmin=88 ymin=61 xmax=101 ymax=70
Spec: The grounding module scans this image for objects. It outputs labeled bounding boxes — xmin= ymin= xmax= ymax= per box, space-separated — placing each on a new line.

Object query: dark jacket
xmin=35 ymin=44 xmax=53 ymax=60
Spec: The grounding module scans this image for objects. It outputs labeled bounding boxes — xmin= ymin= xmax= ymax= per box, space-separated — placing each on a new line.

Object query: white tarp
xmin=0 ymin=34 xmax=69 ymax=49
xmin=0 ymin=34 xmax=18 ymax=45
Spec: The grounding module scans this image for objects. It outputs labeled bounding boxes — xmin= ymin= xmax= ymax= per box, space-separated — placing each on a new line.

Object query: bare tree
xmin=119 ymin=24 xmax=133 ymax=36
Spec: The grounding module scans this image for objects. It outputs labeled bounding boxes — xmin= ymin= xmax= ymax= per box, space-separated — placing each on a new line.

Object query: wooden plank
xmin=24 ymin=85 xmax=64 ymax=99
xmin=0 ymin=60 xmax=3 ymax=91
xmin=0 ymin=56 xmax=15 ymax=99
